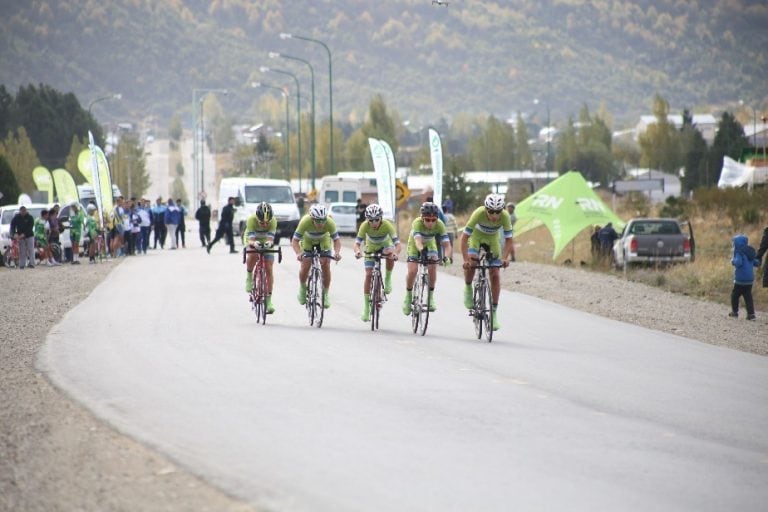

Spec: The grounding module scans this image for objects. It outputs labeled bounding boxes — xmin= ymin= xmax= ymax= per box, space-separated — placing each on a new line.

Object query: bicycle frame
xmin=244 ymin=244 xmax=282 ymax=324
xmin=411 ymin=252 xmax=438 ymax=336
xmin=470 ymin=246 xmax=494 ymax=342
xmin=365 ymin=250 xmax=390 ymax=331
xmin=304 ymin=246 xmax=333 ymax=328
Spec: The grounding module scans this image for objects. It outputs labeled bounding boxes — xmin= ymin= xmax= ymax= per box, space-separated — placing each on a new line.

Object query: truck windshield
xmin=244 ymin=186 xmax=294 ymax=204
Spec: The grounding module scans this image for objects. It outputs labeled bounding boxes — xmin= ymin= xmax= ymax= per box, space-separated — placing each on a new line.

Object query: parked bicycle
xmin=243 ymin=243 xmax=282 ymax=324
xmin=303 ymin=246 xmax=337 ymax=328
xmin=469 ymin=244 xmax=494 ymax=342
xmin=364 ymin=250 xmax=391 ymax=331
xmin=409 ymin=249 xmax=440 ymax=336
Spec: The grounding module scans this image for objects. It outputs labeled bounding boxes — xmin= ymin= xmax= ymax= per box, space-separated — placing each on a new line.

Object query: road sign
xmin=395 ymin=179 xmax=410 ymax=207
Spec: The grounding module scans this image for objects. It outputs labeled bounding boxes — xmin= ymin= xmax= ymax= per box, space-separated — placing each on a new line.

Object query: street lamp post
xmin=251 ymin=82 xmax=290 ymax=179
xmin=269 ymin=52 xmax=316 ymax=192
xmin=280 ymin=33 xmax=334 ymax=175
xmin=88 ymin=93 xmax=122 ymax=115
xmin=533 ymin=98 xmax=552 ymax=172
xmin=261 ymin=66 xmax=303 ymax=194
xmin=192 ymin=88 xmax=228 ymax=201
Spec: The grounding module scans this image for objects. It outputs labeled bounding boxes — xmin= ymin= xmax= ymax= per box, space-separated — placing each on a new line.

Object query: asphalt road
xmin=40 ymin=243 xmax=768 ymax=511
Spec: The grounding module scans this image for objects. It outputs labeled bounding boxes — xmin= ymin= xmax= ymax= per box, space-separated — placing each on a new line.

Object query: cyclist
xmin=34 ymin=209 xmax=52 ymax=266
xmin=291 ymin=203 xmax=342 ymax=309
xmin=460 ymin=193 xmax=515 ymax=331
xmin=402 ymin=202 xmax=452 ymax=315
xmin=69 ymin=203 xmax=85 ymax=264
xmin=85 ymin=204 xmax=99 ymax=263
xmin=353 ymin=203 xmax=402 ymax=322
xmin=243 ymin=202 xmax=278 ymax=314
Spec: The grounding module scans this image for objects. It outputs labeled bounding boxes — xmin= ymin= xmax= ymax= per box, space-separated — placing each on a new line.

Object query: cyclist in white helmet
xmin=291 ymin=203 xmax=342 ymax=308
xmin=459 ymin=193 xmax=514 ymax=331
xmin=353 ymin=203 xmax=401 ymax=322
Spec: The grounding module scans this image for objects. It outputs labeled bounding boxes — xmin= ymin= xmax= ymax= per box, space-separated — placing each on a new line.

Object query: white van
xmin=320 ymin=173 xmax=377 ymax=204
xmin=218 ymin=177 xmax=300 ymax=243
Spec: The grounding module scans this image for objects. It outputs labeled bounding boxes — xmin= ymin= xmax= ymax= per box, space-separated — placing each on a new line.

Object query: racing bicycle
xmin=469 ymin=244 xmax=494 ymax=342
xmin=3 ymin=238 xmax=19 ymax=268
xmin=365 ymin=250 xmax=391 ymax=331
xmin=410 ymin=249 xmax=440 ymax=336
xmin=303 ymin=246 xmax=337 ymax=328
xmin=244 ymin=243 xmax=282 ymax=324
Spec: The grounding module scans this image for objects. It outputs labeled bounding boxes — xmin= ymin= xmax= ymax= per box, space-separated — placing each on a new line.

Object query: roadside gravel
xmin=1 ymin=257 xmax=764 ymax=511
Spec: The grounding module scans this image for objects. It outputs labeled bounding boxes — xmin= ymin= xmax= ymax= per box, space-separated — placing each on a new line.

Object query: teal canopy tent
xmin=514 ymin=171 xmax=625 ymax=260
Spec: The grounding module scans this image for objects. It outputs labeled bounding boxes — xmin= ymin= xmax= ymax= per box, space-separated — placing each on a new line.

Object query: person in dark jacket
xmin=207 ymin=197 xmax=236 ymax=254
xmin=597 ymin=222 xmax=618 ymax=260
xmin=729 ymin=234 xmax=760 ymax=320
xmin=756 ymin=226 xmax=768 ymax=289
xmin=175 ymin=198 xmax=187 ymax=248
xmin=195 ymin=199 xmax=212 ymax=247
xmin=151 ymin=197 xmax=167 ymax=249
xmin=10 ymin=205 xmax=36 ymax=268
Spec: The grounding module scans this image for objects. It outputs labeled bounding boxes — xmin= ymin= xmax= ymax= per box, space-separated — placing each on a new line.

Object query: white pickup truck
xmin=613 ymin=218 xmax=694 ymax=270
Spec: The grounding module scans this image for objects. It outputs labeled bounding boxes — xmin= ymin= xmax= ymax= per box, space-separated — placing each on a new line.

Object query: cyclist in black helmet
xmin=243 ymin=202 xmax=278 ymax=313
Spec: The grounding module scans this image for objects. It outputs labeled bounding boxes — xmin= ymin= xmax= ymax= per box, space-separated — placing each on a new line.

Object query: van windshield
xmin=244 ymin=185 xmax=294 ymax=204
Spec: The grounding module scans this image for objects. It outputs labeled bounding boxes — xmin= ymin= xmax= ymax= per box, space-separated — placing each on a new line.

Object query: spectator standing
xmin=756 ymin=226 xmax=768 ymax=289
xmin=164 ymin=199 xmax=181 ymax=250
xmin=151 ymin=197 xmax=167 ymax=249
xmin=138 ymin=199 xmax=151 ymax=254
xmin=69 ymin=203 xmax=85 ymax=264
xmin=729 ymin=234 xmax=760 ymax=320
xmin=109 ymin=197 xmax=126 ymax=257
xmin=442 ymin=196 xmax=454 ymax=215
xmin=355 ymin=198 xmax=367 ymax=231
xmin=590 ymin=225 xmax=602 ymax=259
xmin=128 ymin=205 xmax=141 ymax=255
xmin=10 ymin=206 xmax=36 ymax=268
xmin=34 ymin=209 xmax=50 ymax=266
xmin=207 ymin=196 xmax=236 ymax=254
xmin=442 ymin=204 xmax=458 ymax=249
xmin=176 ymin=198 xmax=187 ymax=248
xmin=48 ymin=204 xmax=61 ymax=262
xmin=195 ymin=199 xmax=211 ymax=247
xmin=85 ymin=204 xmax=99 ymax=263
xmin=597 ymin=222 xmax=619 ymax=261
xmin=506 ymin=202 xmax=518 ymax=261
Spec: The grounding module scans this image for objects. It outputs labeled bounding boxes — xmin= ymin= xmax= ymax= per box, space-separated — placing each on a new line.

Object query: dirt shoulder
xmin=0 ymin=262 xmax=258 ymax=512
xmin=1 ymin=256 xmax=764 ymax=511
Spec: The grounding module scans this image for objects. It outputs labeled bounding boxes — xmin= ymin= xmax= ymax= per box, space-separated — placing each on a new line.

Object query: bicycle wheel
xmin=370 ymin=271 xmax=381 ymax=331
xmin=314 ymin=266 xmax=325 ymax=328
xmin=306 ymin=268 xmax=317 ymax=326
xmin=482 ymin=277 xmax=493 ymax=343
xmin=417 ymin=273 xmax=430 ymax=336
xmin=410 ymin=275 xmax=420 ymax=334
xmin=252 ymin=267 xmax=266 ymax=324
xmin=473 ymin=278 xmax=484 ymax=340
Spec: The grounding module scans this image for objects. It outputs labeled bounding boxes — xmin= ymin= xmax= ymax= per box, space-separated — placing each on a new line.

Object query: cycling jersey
xmin=406 ymin=217 xmax=448 ymax=259
xmin=293 ymin=214 xmax=340 ymax=252
xmin=242 ymin=215 xmax=277 ymax=245
xmin=463 ymin=206 xmax=513 ymax=264
xmin=34 ymin=217 xmax=48 ymax=247
xmin=355 ymin=219 xmax=399 ymax=251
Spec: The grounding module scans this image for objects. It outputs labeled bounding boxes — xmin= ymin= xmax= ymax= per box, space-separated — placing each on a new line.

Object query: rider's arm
xmin=333 ymin=237 xmax=342 ymax=259
xmin=501 ymin=236 xmax=515 ymax=266
xmin=460 ymin=231 xmax=470 ymax=261
xmin=291 ymin=236 xmax=302 ymax=258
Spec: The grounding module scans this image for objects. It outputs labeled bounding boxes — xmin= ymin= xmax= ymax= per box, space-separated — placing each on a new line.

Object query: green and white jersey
xmin=242 ymin=215 xmax=277 ymax=245
xmin=293 ymin=214 xmax=339 ymax=251
xmin=70 ymin=210 xmax=85 ymax=238
xmin=463 ymin=206 xmax=514 ymax=239
xmin=34 ymin=217 xmax=47 ymax=243
xmin=355 ymin=219 xmax=399 ymax=251
xmin=86 ymin=215 xmax=98 ymax=239
xmin=406 ymin=217 xmax=448 ymax=257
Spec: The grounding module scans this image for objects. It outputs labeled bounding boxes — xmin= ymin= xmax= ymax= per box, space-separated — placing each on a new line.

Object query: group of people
xmin=238 ymin=193 xmax=516 ymax=331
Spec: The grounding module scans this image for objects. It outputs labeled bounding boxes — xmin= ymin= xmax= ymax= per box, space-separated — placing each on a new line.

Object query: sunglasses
xmin=486 ymin=209 xmax=502 ymax=215
xmin=423 ymin=217 xmax=437 ymax=223
xmin=313 ymin=218 xmax=327 ymax=224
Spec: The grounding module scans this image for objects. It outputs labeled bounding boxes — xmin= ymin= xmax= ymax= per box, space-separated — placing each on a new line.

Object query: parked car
xmin=612 ymin=218 xmax=693 ymax=271
xmin=328 ymin=202 xmax=358 ymax=236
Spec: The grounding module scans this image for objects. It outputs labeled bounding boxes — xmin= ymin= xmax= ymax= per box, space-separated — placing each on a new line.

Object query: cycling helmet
xmin=484 ymin=194 xmax=505 ymax=211
xmin=308 ymin=203 xmax=327 ymax=220
xmin=255 ymin=202 xmax=273 ymax=222
xmin=86 ymin=204 xmax=97 ymax=213
xmin=365 ymin=203 xmax=383 ymax=221
xmin=420 ymin=202 xmax=439 ymax=217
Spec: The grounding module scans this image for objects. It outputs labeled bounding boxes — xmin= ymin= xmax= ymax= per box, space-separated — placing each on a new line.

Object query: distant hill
xmin=1 ymin=0 xmax=766 ymax=129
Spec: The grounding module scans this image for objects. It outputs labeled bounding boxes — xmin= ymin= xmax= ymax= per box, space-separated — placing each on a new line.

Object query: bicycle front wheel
xmin=473 ymin=279 xmax=484 ymax=340
xmin=482 ymin=278 xmax=493 ymax=343
xmin=416 ymin=273 xmax=430 ymax=336
xmin=370 ymin=272 xmax=381 ymax=331
xmin=254 ymin=267 xmax=267 ymax=324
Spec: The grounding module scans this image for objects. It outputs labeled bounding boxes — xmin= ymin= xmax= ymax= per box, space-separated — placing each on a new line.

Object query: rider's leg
xmin=463 ymin=264 xmax=476 ymax=309
xmin=490 ymin=267 xmax=501 ymax=330
xmin=297 ymin=258 xmax=310 ymax=304
xmin=321 ymin=258 xmax=332 ymax=308
xmin=245 ymin=253 xmax=257 ymax=293
xmin=428 ymin=265 xmax=438 ymax=311
xmin=403 ymin=261 xmax=416 ymax=315
xmin=361 ymin=267 xmax=372 ymax=321
xmin=384 ymin=251 xmax=395 ymax=293
xmin=265 ymin=260 xmax=275 ymax=313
